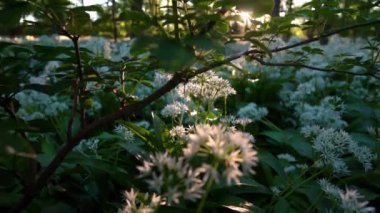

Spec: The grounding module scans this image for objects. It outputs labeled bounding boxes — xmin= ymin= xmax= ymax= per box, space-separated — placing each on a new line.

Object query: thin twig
xmin=71 ymin=36 xmax=86 ymax=128
xmin=251 ymin=56 xmax=380 ymax=79
xmin=269 ymin=19 xmax=380 ymax=53
xmin=66 ymin=82 xmax=79 ymax=140
xmin=172 ymin=0 xmax=180 ymax=40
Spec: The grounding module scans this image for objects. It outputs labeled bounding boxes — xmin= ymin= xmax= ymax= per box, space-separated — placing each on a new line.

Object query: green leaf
xmin=259 ymin=151 xmax=286 ymax=176
xmin=184 ymin=35 xmax=224 ymax=54
xmin=244 ymin=30 xmax=267 ymax=38
xmin=42 ymin=202 xmax=76 ymax=213
xmin=151 ymin=38 xmax=196 ymax=71
xmin=262 ymin=130 xmax=314 ymax=159
xmin=66 ymin=7 xmax=93 ymax=35
xmin=274 ymin=198 xmax=290 ymax=213
xmin=37 ymin=139 xmax=59 ymax=167
xmin=130 ymin=36 xmax=196 ymax=71
xmin=247 ymin=38 xmax=272 ymax=57
xmin=119 ymin=10 xmax=152 ymax=22
xmin=0 ymin=1 xmax=33 ymax=28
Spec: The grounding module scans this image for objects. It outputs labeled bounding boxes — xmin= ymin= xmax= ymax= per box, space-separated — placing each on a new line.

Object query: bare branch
xmin=269 ymin=19 xmax=380 ymax=53
xmin=250 ymin=56 xmax=380 ymax=79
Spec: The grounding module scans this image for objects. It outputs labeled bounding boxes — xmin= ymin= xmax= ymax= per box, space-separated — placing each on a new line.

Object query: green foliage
xmin=0 ymin=0 xmax=380 ymax=212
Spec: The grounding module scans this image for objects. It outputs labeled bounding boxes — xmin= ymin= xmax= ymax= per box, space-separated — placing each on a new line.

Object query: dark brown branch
xmin=250 ymin=56 xmax=380 ymax=79
xmin=269 ymin=19 xmax=380 ymax=53
xmin=71 ymin=36 xmax=86 ymax=128
xmin=66 ymin=83 xmax=79 ymax=140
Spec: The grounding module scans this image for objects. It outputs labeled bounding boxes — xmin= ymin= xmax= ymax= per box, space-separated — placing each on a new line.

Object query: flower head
xmin=160 ymin=101 xmax=189 ymax=118
xmin=137 ymin=152 xmax=204 ymax=204
xmin=183 ymin=124 xmax=258 ymax=185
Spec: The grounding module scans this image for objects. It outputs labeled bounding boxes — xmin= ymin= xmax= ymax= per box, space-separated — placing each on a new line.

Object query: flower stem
xmin=196 ymin=178 xmax=214 ymax=213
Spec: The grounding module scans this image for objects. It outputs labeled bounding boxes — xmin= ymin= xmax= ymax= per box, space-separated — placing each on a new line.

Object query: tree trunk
xmin=111 ymin=0 xmax=118 ymax=42
xmin=272 ymin=0 xmax=281 ymax=17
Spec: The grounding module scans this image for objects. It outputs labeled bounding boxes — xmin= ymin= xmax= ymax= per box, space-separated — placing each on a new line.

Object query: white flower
xmin=277 ymin=153 xmax=296 ymax=162
xmin=312 ymin=128 xmax=375 ymax=175
xmin=318 ymin=178 xmax=342 ymax=199
xmin=318 ymin=179 xmax=375 ymax=213
xmin=160 ymin=101 xmax=189 ymax=118
xmin=83 ymin=37 xmax=111 ymax=59
xmin=270 ymin=186 xmax=281 ymax=195
xmin=339 ymin=188 xmax=375 ymax=213
xmin=348 ymin=142 xmax=377 ymax=171
xmin=169 ymin=125 xmax=187 ymax=138
xmin=153 ymin=72 xmax=173 ymax=89
xmin=296 ymin=96 xmax=346 ymax=128
xmin=176 ymin=71 xmax=236 ymax=102
xmin=15 ymin=90 xmax=68 ymax=121
xmin=284 ymin=165 xmax=297 ymax=173
xmin=234 ymin=117 xmax=253 ymax=126
xmin=295 ymin=164 xmax=308 ymax=170
xmin=220 ymin=115 xmax=237 ymax=124
xmin=114 ymin=125 xmax=135 ymax=142
xmin=183 ymin=124 xmax=258 ymax=185
xmin=137 ymin=152 xmax=204 ymax=204
xmin=76 ymin=137 xmax=100 ymax=153
xmin=237 ymin=102 xmax=268 ymax=121
xmin=300 ymin=125 xmax=323 ymax=138
xmin=120 ymin=189 xmax=163 ymax=213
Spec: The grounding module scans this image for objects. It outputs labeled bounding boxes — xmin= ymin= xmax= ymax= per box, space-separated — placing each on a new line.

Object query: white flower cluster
xmin=119 ymin=189 xmax=163 ymax=213
xmin=29 ymin=61 xmax=60 ymax=85
xmin=311 ymin=128 xmax=376 ymax=174
xmin=112 ymin=42 xmax=131 ymax=61
xmin=123 ymin=124 xmax=258 ymax=209
xmin=75 ymin=137 xmax=100 ymax=154
xmin=237 ymin=102 xmax=268 ymax=121
xmin=169 ymin=125 xmax=187 ymax=138
xmin=82 ymin=37 xmax=112 ymax=59
xmin=137 ymin=152 xmax=205 ymax=204
xmin=296 ymin=96 xmax=347 ymax=129
xmin=349 ymin=76 xmax=380 ymax=102
xmin=15 ymin=90 xmax=68 ymax=121
xmin=318 ymin=179 xmax=375 ymax=213
xmin=276 ymin=153 xmax=308 ymax=174
xmin=183 ymin=124 xmax=258 ymax=185
xmin=277 ymin=153 xmax=296 ymax=162
xmin=114 ymin=125 xmax=135 ymax=142
xmin=234 ymin=117 xmax=254 ymax=126
xmin=176 ymin=71 xmax=236 ymax=102
xmin=153 ymin=72 xmax=173 ymax=89
xmin=160 ymin=101 xmax=189 ymax=118
xmin=220 ymin=115 xmax=253 ymax=126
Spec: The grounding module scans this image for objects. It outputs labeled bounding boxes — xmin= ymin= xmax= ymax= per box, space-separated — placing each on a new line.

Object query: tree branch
xmin=250 ymin=56 xmax=380 ymax=79
xmin=269 ymin=19 xmax=380 ymax=53
xmin=71 ymin=36 xmax=86 ymax=128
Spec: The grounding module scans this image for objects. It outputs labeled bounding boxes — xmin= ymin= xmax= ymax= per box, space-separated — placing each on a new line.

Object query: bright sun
xmin=239 ymin=11 xmax=251 ymax=24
